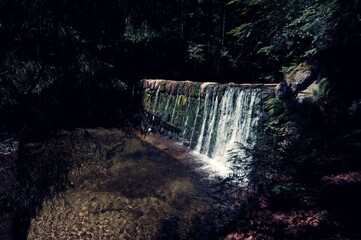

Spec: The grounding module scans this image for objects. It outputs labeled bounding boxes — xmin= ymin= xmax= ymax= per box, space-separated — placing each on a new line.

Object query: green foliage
xmin=123 ymin=18 xmax=158 ymax=43
xmin=257 ymin=46 xmax=272 ymax=56
xmin=271 ymin=183 xmax=305 ymax=195
xmin=187 ymin=42 xmax=206 ymax=64
xmin=312 ymin=78 xmax=334 ymax=102
xmin=0 ymin=54 xmax=59 ymax=107
xmin=264 ymin=98 xmax=294 ymax=132
xmin=281 ymin=62 xmax=300 ymax=74
xmin=238 ymin=96 xmax=316 ymax=195
xmin=111 ymin=79 xmax=128 ymax=91
xmin=227 ymin=23 xmax=253 ymax=40
xmin=282 ymin=1 xmax=339 ymax=56
xmin=227 ymin=0 xmax=359 ymax=74
xmin=0 ymin=0 xmax=360 ymax=130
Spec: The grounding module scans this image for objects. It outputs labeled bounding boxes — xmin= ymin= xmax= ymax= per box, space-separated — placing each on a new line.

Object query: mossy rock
xmin=285 ymin=61 xmax=317 ymax=92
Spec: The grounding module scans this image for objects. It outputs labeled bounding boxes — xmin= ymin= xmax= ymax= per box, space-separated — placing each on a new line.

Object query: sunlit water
xmin=191 ymin=151 xmax=232 ymax=178
xmin=27 ymin=129 xmax=219 ymax=239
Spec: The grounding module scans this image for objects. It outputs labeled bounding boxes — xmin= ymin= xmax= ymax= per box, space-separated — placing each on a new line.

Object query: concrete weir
xmin=140 ymin=79 xmax=275 ymax=182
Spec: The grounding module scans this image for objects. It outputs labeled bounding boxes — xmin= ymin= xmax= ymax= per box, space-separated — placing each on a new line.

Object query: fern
xmin=257 ymin=46 xmax=272 ymax=56
xmin=313 ymin=78 xmax=334 ymax=101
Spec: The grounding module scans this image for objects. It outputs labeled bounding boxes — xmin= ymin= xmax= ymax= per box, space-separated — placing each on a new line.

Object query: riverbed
xmin=27 ymin=128 xmax=222 ymax=239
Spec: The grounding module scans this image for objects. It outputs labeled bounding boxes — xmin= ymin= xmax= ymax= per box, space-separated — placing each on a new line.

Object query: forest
xmin=1 ymin=0 xmax=361 ymax=239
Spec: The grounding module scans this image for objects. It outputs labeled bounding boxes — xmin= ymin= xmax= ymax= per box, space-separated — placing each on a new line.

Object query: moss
xmin=189 ymin=85 xmax=201 ymax=98
xmin=287 ymin=62 xmax=313 ymax=78
xmin=157 ymin=95 xmax=166 ymax=113
xmin=142 ymin=89 xmax=153 ymax=110
xmin=186 ymin=98 xmax=196 ymax=122
xmin=177 ymin=95 xmax=188 ymax=108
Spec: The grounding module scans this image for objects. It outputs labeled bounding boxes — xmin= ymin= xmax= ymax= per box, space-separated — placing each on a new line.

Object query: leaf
xmin=111 ymin=79 xmax=127 ymax=90
xmin=187 ymin=42 xmax=206 ymax=63
xmin=257 ymin=46 xmax=272 ymax=55
xmin=228 ymin=23 xmax=253 ymax=39
xmin=123 ymin=18 xmax=158 ymax=43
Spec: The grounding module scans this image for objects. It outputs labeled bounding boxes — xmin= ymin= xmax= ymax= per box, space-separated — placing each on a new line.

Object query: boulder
xmin=285 ymin=62 xmax=317 ymax=92
xmin=295 ymin=78 xmax=323 ymax=103
xmin=275 ymin=81 xmax=291 ymax=99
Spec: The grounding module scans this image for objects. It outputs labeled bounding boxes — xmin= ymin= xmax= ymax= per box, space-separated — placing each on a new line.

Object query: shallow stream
xmin=27 ymin=129 xmax=222 ymax=239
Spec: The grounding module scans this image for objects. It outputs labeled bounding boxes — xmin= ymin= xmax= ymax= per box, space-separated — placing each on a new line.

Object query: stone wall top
xmin=140 ymin=79 xmax=278 ymax=92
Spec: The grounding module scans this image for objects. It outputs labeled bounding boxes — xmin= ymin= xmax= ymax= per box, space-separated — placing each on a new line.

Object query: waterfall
xmin=211 ymin=88 xmax=260 ymax=159
xmin=195 ymin=88 xmax=211 ymax=153
xmin=170 ymin=90 xmax=180 ymax=124
xmin=142 ymin=80 xmax=268 ymax=181
xmin=190 ymin=87 xmax=262 ymax=179
xmin=202 ymin=92 xmax=219 ymax=156
xmin=189 ymin=94 xmax=201 ymax=147
xmin=152 ymin=86 xmax=161 ymax=114
xmin=182 ymin=96 xmax=192 ymax=143
xmin=163 ymin=93 xmax=172 ymax=119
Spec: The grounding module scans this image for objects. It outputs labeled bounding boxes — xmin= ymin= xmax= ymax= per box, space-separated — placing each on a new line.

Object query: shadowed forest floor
xmin=225 ymin=129 xmax=361 ymax=240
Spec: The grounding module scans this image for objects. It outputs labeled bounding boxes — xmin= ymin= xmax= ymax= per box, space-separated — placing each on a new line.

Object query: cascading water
xmin=170 ymin=90 xmax=180 ymax=124
xmin=182 ymin=94 xmax=192 ymax=143
xmin=195 ymin=88 xmax=211 ymax=153
xmin=163 ymin=93 xmax=172 ymax=119
xmin=189 ymin=94 xmax=201 ymax=147
xmin=142 ymin=80 xmax=269 ymax=183
xmin=193 ymin=87 xmax=263 ymax=181
xmin=202 ymin=90 xmax=219 ymax=156
xmin=152 ymin=86 xmax=161 ymax=114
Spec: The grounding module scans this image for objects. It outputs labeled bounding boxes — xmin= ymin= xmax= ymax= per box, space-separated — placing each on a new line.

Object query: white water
xmin=152 ymin=86 xmax=161 ymax=114
xmin=170 ymin=90 xmax=180 ymax=124
xmin=195 ymin=88 xmax=211 ymax=153
xmin=203 ymin=93 xmax=219 ymax=156
xmin=192 ymin=87 xmax=262 ymax=181
xmin=189 ymin=94 xmax=201 ymax=146
xmin=182 ymin=96 xmax=192 ymax=143
xmin=163 ymin=93 xmax=172 ymax=119
xmin=145 ymin=83 xmax=264 ymax=183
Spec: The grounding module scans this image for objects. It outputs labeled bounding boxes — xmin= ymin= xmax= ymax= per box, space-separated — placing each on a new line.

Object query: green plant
xmin=123 ymin=18 xmax=158 ymax=43
xmin=264 ymin=98 xmax=295 ymax=132
xmin=187 ymin=42 xmax=206 ymax=64
xmin=111 ymin=79 xmax=128 ymax=91
xmin=313 ymin=78 xmax=334 ymax=102
xmin=271 ymin=183 xmax=305 ymax=195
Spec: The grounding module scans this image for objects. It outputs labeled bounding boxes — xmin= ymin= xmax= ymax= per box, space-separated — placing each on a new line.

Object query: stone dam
xmin=140 ymin=79 xmax=276 ymax=181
